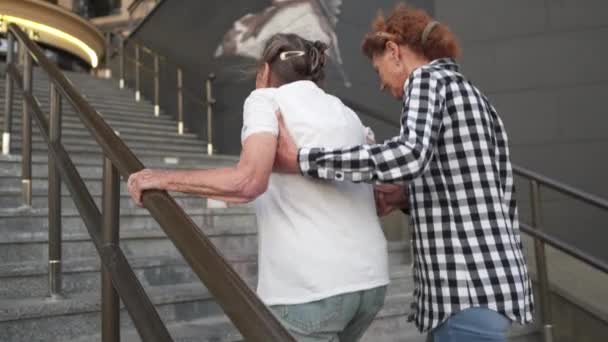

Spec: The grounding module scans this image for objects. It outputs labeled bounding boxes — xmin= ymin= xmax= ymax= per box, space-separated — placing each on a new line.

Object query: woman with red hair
xmin=274 ymin=4 xmax=534 ymax=341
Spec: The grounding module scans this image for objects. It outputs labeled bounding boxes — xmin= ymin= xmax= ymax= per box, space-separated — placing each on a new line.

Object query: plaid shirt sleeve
xmin=298 ymin=69 xmax=445 ymax=183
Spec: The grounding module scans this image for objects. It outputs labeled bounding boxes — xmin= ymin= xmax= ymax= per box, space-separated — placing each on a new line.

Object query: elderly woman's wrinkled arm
xmin=127 ymin=133 xmax=277 ymax=207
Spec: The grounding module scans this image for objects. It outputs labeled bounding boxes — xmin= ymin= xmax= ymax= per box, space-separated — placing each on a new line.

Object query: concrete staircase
xmin=0 ymin=66 xmax=422 ymax=341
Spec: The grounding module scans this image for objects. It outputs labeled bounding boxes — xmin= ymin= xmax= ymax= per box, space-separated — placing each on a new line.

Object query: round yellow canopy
xmin=0 ymin=0 xmax=105 ymax=67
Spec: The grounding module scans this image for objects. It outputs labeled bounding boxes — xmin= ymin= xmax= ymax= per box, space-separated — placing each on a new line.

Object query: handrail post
xmin=119 ymin=35 xmax=125 ymax=89
xmin=22 ymin=50 xmax=33 ymax=206
xmin=102 ymin=155 xmax=121 ymax=342
xmin=530 ymin=180 xmax=554 ymax=342
xmin=17 ymin=38 xmax=25 ymax=66
xmin=154 ymin=53 xmax=160 ymax=116
xmin=177 ymin=68 xmax=184 ymax=135
xmin=48 ymin=83 xmax=63 ymax=299
xmin=205 ymin=73 xmax=216 ymax=155
xmin=134 ymin=44 xmax=141 ymax=102
xmin=105 ymin=32 xmax=112 ymax=70
xmin=2 ymin=32 xmax=15 ymax=155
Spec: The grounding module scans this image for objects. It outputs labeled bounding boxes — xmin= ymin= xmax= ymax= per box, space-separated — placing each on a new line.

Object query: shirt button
xmin=335 ymin=171 xmax=343 ymax=180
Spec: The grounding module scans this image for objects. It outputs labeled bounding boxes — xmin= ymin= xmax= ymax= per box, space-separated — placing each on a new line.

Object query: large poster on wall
xmin=214 ymin=0 xmax=352 ymax=88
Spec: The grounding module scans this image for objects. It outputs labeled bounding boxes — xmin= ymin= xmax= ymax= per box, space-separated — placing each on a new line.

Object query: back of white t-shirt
xmin=241 ymin=81 xmax=389 ymax=305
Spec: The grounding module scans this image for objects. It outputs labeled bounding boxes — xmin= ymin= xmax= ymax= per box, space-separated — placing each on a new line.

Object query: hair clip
xmin=421 ymin=21 xmax=439 ymax=44
xmin=279 ymin=51 xmax=306 ymax=60
xmin=375 ymin=31 xmax=396 ymax=39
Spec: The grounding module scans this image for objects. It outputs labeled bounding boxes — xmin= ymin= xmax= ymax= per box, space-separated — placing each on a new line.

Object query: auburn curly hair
xmin=361 ymin=3 xmax=461 ymax=61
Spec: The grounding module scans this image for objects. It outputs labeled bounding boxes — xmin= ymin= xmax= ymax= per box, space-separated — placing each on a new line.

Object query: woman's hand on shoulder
xmin=273 ymin=110 xmax=300 ymax=174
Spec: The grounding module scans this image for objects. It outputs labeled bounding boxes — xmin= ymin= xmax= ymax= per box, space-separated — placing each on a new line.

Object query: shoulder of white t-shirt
xmin=247 ymin=87 xmax=278 ymax=100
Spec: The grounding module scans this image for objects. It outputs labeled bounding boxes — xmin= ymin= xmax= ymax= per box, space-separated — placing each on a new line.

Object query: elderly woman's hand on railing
xmin=127 ymin=169 xmax=169 ymax=207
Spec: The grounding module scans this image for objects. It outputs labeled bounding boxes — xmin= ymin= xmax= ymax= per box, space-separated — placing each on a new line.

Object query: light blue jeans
xmin=270 ymin=286 xmax=388 ymax=342
xmin=426 ymin=307 xmax=512 ymax=342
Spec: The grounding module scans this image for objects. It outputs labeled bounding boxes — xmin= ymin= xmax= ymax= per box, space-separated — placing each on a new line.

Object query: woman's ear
xmin=262 ymin=63 xmax=271 ymax=87
xmin=385 ymin=41 xmax=400 ymax=61
xmin=255 ymin=63 xmax=271 ymax=88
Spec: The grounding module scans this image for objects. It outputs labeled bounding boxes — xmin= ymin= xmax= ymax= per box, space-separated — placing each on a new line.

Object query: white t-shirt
xmin=241 ymin=80 xmax=389 ymax=305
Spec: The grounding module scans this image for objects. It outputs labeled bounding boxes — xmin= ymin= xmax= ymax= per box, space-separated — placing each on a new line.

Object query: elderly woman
xmin=274 ymin=4 xmax=534 ymax=342
xmin=128 ymin=33 xmax=389 ymax=341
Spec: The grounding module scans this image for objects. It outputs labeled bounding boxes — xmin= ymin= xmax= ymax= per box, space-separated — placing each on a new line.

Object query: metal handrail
xmin=3 ymin=23 xmax=294 ymax=342
xmin=127 ymin=0 xmax=166 ymax=40
xmin=128 ymin=0 xmax=158 ymax=15
xmin=108 ymin=32 xmax=215 ymax=150
xmin=6 ymin=25 xmax=172 ymax=342
xmin=520 ymin=223 xmax=608 ymax=274
xmin=122 ymin=49 xmax=201 ymax=104
xmin=514 ymin=165 xmax=608 ymax=211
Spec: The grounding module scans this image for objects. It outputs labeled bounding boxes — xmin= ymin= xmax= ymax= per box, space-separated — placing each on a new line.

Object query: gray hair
xmin=259 ymin=33 xmax=328 ymax=86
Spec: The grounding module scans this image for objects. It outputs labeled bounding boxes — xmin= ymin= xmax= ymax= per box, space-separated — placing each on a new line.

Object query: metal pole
xmin=134 ymin=44 xmax=141 ymax=102
xmin=102 ymin=156 xmax=120 ymax=342
xmin=105 ymin=32 xmax=112 ymax=71
xmin=2 ymin=33 xmax=15 ymax=155
xmin=48 ymin=83 xmax=63 ymax=299
xmin=17 ymin=39 xmax=25 ymax=66
xmin=119 ymin=36 xmax=125 ymax=89
xmin=154 ymin=54 xmax=160 ymax=116
xmin=530 ymin=180 xmax=554 ymax=342
xmin=205 ymin=73 xmax=216 ymax=155
xmin=22 ymin=50 xmax=33 ymax=207
xmin=177 ymin=68 xmax=184 ymax=135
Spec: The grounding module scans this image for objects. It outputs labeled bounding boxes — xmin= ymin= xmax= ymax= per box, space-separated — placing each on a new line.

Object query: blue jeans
xmin=427 ymin=307 xmax=511 ymax=342
xmin=270 ymin=286 xmax=387 ymax=342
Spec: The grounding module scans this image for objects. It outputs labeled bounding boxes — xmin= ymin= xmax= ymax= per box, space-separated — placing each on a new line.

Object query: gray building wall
xmin=435 ymin=0 xmax=608 ymax=261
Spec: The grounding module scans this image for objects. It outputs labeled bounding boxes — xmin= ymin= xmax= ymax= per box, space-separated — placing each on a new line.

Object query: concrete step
xmin=0 ymin=91 xmax=164 ymax=116
xmin=0 ymin=284 xmax=413 ymax=342
xmin=1 ymin=124 xmax=198 ymax=143
xmin=0 ymin=118 xmax=198 ymax=140
xmin=0 ymin=101 xmax=180 ymax=124
xmin=0 ymin=206 xmax=255 ymax=239
xmin=0 ymin=158 xmax=236 ymax=181
xmin=72 ymin=316 xmax=243 ymax=342
xmin=0 ymin=188 xmax=209 ymax=211
xmin=74 ymin=292 xmax=418 ymax=342
xmin=0 ymin=255 xmax=256 ymax=300
xmin=0 ymin=92 xmax=173 ymax=117
xmin=0 ymin=251 xmax=412 ymax=301
xmin=1 ymin=99 xmax=185 ymax=131
xmin=1 ymin=115 xmax=193 ymax=134
xmin=0 ymin=153 xmax=237 ymax=171
xmin=1 ymin=146 xmax=225 ymax=164
xmin=0 ymin=224 xmax=258 ymax=265
xmin=4 ymin=90 xmax=153 ymax=109
xmin=1 ymin=85 xmax=162 ymax=106
xmin=6 ymin=137 xmax=208 ymax=155
xmin=0 ymin=281 xmax=243 ymax=342
xmin=0 ymin=255 xmax=258 ymax=300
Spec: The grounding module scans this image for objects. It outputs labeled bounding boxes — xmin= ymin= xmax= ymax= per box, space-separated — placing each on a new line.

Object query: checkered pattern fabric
xmin=298 ymin=59 xmax=534 ymax=332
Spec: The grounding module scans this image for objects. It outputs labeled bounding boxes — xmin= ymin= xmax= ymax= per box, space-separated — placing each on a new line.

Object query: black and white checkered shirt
xmin=297 ymin=59 xmax=534 ymax=332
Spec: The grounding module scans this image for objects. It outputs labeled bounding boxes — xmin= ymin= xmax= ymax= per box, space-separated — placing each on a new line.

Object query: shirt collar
xmin=402 ymin=58 xmax=459 ymax=93
xmin=429 ymin=58 xmax=460 ymax=72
